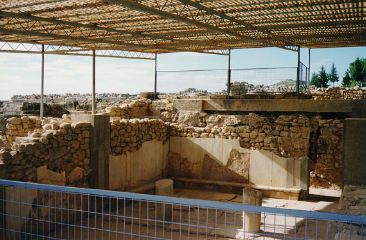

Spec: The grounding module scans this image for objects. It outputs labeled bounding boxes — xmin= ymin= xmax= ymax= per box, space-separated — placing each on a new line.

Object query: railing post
xmin=40 ymin=44 xmax=45 ymax=119
xmin=296 ymin=46 xmax=301 ymax=98
xmin=92 ymin=49 xmax=96 ymax=114
xmin=308 ymin=48 xmax=311 ymax=85
xmin=154 ymin=53 xmax=158 ymax=99
xmin=227 ymin=48 xmax=231 ymax=99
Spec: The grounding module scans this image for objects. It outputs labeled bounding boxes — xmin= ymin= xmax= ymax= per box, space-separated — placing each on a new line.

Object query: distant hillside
xmin=270 ymin=79 xmax=296 ymax=87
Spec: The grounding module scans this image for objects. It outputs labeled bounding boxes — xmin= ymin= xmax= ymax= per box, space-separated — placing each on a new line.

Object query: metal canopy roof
xmin=0 ymin=0 xmax=365 ymax=54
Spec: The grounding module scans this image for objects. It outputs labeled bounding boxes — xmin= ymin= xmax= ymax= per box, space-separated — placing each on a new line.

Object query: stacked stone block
xmin=110 ymin=118 xmax=168 ymax=155
xmin=169 ymin=113 xmax=311 ymax=158
xmin=6 ymin=116 xmax=41 ymax=142
xmin=1 ymin=122 xmax=91 ymax=183
xmin=106 ymin=99 xmax=151 ymax=118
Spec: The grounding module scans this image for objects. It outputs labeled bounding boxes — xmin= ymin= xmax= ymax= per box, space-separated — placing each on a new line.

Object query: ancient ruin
xmin=1 ymin=0 xmax=365 ymax=239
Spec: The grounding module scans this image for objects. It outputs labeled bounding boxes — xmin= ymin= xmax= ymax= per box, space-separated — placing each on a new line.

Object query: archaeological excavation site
xmin=0 ymin=1 xmax=366 ymax=239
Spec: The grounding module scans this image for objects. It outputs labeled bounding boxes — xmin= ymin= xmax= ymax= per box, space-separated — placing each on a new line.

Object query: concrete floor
xmin=51 ymin=188 xmax=339 ymax=240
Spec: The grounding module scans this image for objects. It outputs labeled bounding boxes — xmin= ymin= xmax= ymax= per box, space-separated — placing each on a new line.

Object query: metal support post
xmin=92 ymin=49 xmax=96 ymax=114
xmin=154 ymin=53 xmax=158 ymax=99
xmin=296 ymin=46 xmax=301 ymax=98
xmin=40 ymin=44 xmax=45 ymax=119
xmin=227 ymin=49 xmax=232 ymax=99
xmin=308 ymin=48 xmax=311 ymax=85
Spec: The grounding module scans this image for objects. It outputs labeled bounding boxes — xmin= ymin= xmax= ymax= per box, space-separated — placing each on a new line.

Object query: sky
xmin=0 ymin=46 xmax=365 ymax=100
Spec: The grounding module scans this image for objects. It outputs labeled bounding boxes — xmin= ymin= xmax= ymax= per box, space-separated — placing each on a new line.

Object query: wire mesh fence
xmin=1 ymin=180 xmax=365 ymax=240
xmin=157 ymin=69 xmax=227 ymax=94
xmin=157 ymin=65 xmax=309 ymax=95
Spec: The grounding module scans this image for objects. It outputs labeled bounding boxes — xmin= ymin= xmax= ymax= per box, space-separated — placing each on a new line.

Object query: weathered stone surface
xmin=227 ymin=149 xmax=250 ymax=180
xmin=68 ymin=167 xmax=86 ymax=185
xmin=37 ymin=165 xmax=66 ymax=186
xmin=337 ymin=185 xmax=366 ymax=239
xmin=4 ymin=120 xmax=91 ymax=183
xmin=6 ymin=116 xmax=41 ymax=142
xmin=202 ymin=154 xmax=249 ymax=182
xmin=314 ymin=87 xmax=366 ymax=100
xmin=170 ymin=113 xmax=311 ymax=158
xmin=311 ymin=118 xmax=344 ymax=188
xmin=106 ymin=98 xmax=151 ymax=118
xmin=110 ymin=118 xmax=168 ymax=155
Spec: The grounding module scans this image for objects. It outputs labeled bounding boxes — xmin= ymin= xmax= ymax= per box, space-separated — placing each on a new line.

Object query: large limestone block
xmin=37 ymin=165 xmax=66 ymax=186
xmin=155 ymin=179 xmax=174 ymax=221
xmin=242 ymin=188 xmax=262 ymax=234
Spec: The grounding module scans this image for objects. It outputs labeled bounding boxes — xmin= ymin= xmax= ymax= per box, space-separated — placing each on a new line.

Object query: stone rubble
xmin=5 ymin=116 xmax=41 ymax=142
xmin=314 ymin=87 xmax=366 ymax=100
xmin=105 ymin=98 xmax=151 ymax=118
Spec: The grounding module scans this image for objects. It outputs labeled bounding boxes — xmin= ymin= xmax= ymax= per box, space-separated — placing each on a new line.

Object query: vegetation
xmin=328 ymin=63 xmax=339 ymax=87
xmin=310 ymin=65 xmax=329 ymax=88
xmin=346 ymin=58 xmax=366 ymax=87
xmin=310 ymin=58 xmax=366 ymax=88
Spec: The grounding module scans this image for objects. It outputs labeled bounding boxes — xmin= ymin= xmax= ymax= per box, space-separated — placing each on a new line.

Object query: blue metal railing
xmin=1 ymin=179 xmax=365 ymax=239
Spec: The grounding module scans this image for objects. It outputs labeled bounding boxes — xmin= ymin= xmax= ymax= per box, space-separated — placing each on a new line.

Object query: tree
xmin=310 ymin=66 xmax=329 ymax=88
xmin=342 ymin=70 xmax=352 ymax=87
xmin=349 ymin=58 xmax=366 ymax=86
xmin=318 ymin=65 xmax=329 ymax=88
xmin=310 ymin=72 xmax=320 ymax=87
xmin=328 ymin=63 xmax=339 ymax=87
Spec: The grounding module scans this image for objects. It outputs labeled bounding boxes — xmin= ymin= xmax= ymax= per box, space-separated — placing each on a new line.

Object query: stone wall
xmin=169 ymin=137 xmax=308 ymax=191
xmin=310 ymin=118 xmax=344 ymax=188
xmin=109 ymin=140 xmax=169 ymax=190
xmin=106 ymin=99 xmax=151 ymax=118
xmin=0 ymin=122 xmax=91 ymax=185
xmin=0 ymin=115 xmax=9 ymax=135
xmin=109 ymin=118 xmax=170 ymax=190
xmin=169 ymin=112 xmax=311 ymax=158
xmin=110 ymin=118 xmax=168 ymax=155
xmin=166 ymin=110 xmax=345 ymax=188
xmin=314 ymin=87 xmax=366 ymax=100
xmin=5 ymin=116 xmax=41 ymax=142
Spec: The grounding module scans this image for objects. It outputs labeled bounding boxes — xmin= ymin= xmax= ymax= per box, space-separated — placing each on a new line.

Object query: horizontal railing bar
xmin=157 ymin=67 xmax=298 ymax=73
xmin=1 ymin=179 xmax=365 ymax=225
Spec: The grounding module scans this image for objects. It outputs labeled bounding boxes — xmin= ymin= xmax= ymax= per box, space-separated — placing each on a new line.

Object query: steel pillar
xmin=296 ymin=47 xmax=301 ymax=98
xmin=308 ymin=48 xmax=311 ymax=84
xmin=40 ymin=44 xmax=45 ymax=119
xmin=226 ymin=49 xmax=232 ymax=98
xmin=92 ymin=49 xmax=96 ymax=114
xmin=154 ymin=53 xmax=158 ymax=99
